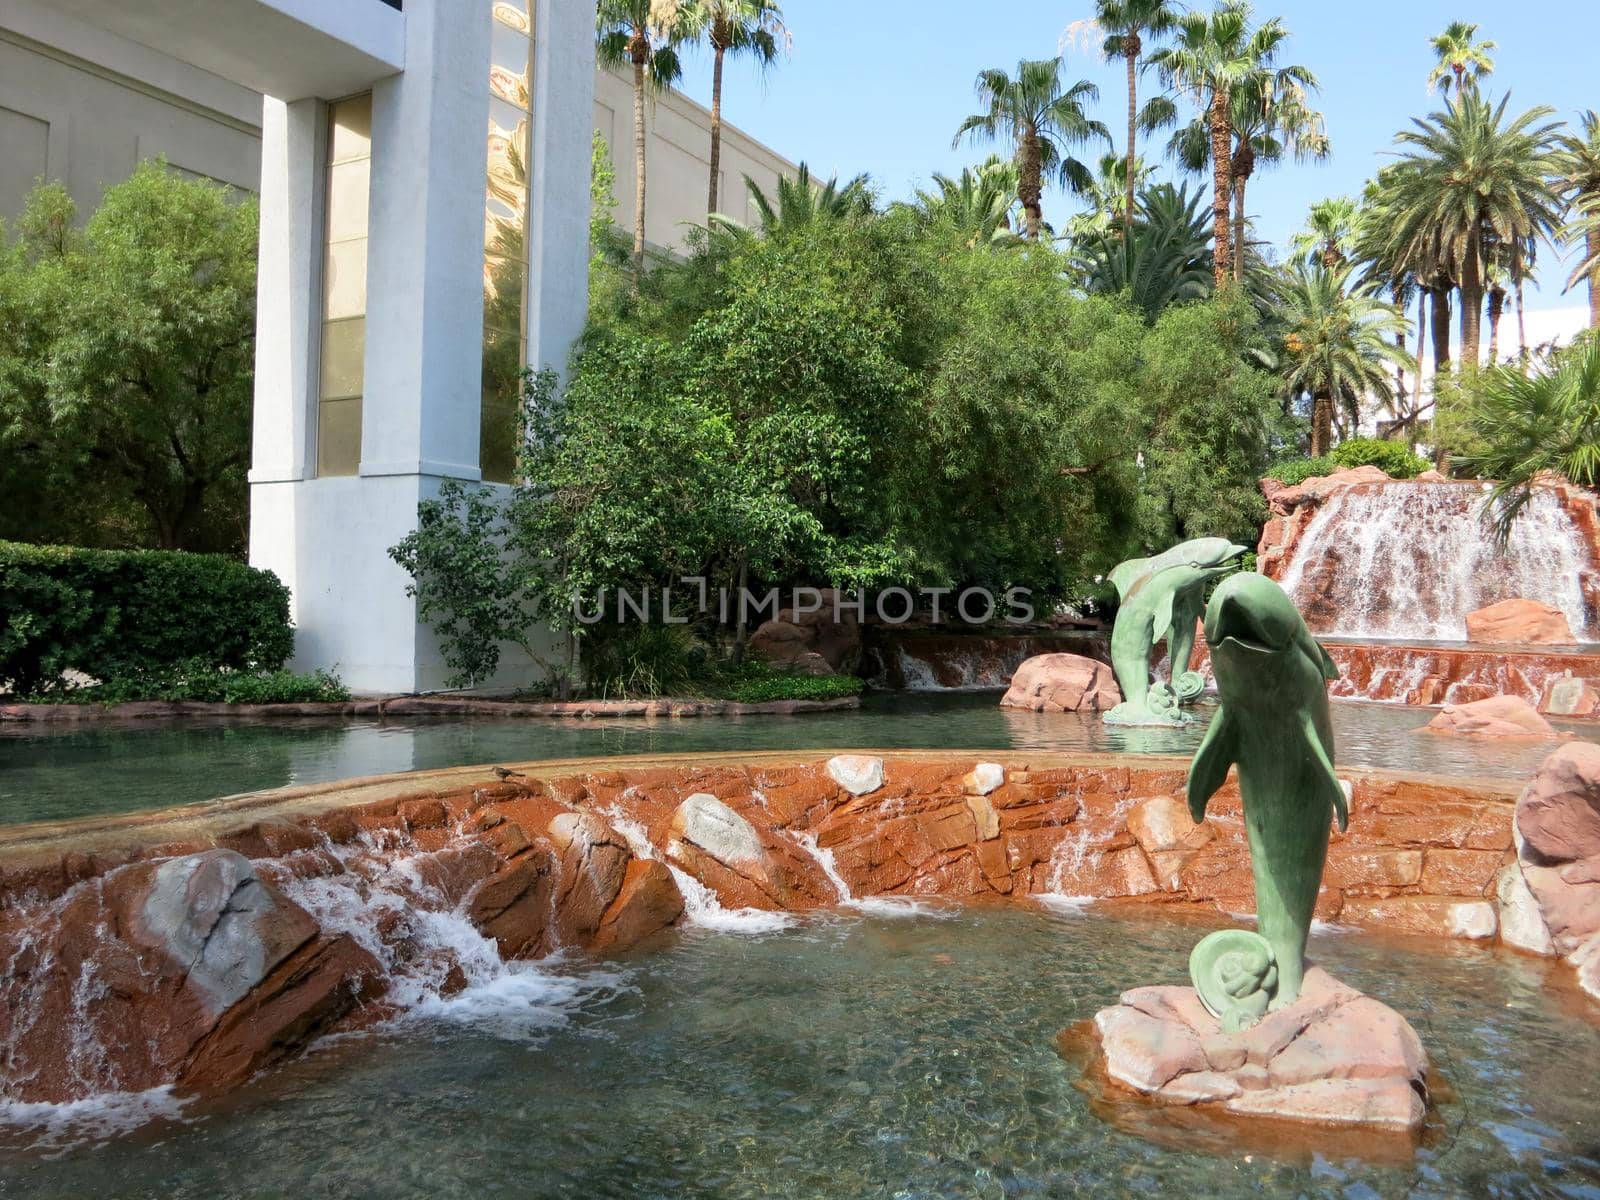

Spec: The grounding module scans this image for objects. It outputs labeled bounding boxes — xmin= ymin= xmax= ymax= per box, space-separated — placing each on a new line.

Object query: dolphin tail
xmin=1299 ymin=712 xmax=1348 ymax=831
xmin=1186 ymin=706 xmax=1237 ymax=824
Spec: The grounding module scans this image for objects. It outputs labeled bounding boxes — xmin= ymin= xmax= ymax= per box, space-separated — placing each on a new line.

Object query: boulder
xmin=1517 ymin=743 xmax=1600 ymax=863
xmin=1424 ymin=695 xmax=1563 ymax=739
xmin=826 ymin=754 xmax=885 ymax=796
xmin=1087 ymin=967 xmax=1426 ymax=1131
xmin=669 ymin=793 xmax=769 ymax=877
xmin=1000 ymin=653 xmax=1122 ymax=713
xmin=747 ymin=588 xmax=862 ymax=674
xmin=591 ymin=859 xmax=684 ymax=952
xmin=1465 ymin=599 xmax=1575 ymax=646
xmin=1544 ymin=673 xmax=1600 ymax=718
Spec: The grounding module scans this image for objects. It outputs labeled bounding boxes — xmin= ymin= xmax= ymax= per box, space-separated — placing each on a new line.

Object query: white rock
xmin=1496 ymin=861 xmax=1556 ymax=956
xmin=965 ymin=763 xmax=1005 ymax=796
xmin=826 ymin=754 xmax=885 ymax=796
xmin=1448 ymin=900 xmax=1499 ymax=941
xmin=671 ymin=793 xmax=767 ymax=871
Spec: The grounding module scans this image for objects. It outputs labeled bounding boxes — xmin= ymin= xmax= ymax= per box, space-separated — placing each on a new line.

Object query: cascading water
xmin=789 ymin=831 xmax=945 ymax=918
xmin=1277 ymin=483 xmax=1597 ymax=641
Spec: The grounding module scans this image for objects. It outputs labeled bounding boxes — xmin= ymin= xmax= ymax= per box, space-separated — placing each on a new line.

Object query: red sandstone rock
xmin=1340 ymin=895 xmax=1498 ymax=940
xmin=1090 ymin=966 xmax=1427 ymax=1131
xmin=747 ymin=588 xmax=862 ymax=674
xmin=1000 ymin=653 xmax=1121 ymax=713
xmin=1544 ymin=673 xmax=1600 ymax=717
xmin=1465 ymin=599 xmax=1575 ymax=646
xmin=591 ymin=859 xmax=684 ymax=952
xmin=1518 ymin=743 xmax=1600 ymax=863
xmin=1425 ymin=695 xmax=1563 ymax=739
xmin=1128 ymin=795 xmax=1215 ymax=855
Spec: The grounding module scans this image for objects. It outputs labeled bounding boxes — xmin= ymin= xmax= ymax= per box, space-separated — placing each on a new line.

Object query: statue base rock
xmin=1078 ymin=966 xmax=1428 ymax=1133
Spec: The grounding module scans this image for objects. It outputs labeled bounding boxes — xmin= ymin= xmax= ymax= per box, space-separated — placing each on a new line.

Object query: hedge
xmin=0 ymin=541 xmax=294 ymax=695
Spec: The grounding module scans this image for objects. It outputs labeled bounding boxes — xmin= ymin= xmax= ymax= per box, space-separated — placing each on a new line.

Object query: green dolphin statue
xmin=1104 ymin=537 xmax=1249 ymax=727
xmin=1186 ymin=571 xmax=1345 ymax=1013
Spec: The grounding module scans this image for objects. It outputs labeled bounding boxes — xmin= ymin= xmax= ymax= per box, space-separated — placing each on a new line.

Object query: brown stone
xmin=999 ymin=653 xmax=1121 ymax=713
xmin=1465 ymin=598 xmax=1575 ymax=646
xmin=1425 ymin=695 xmax=1564 ymax=739
xmin=1128 ymin=795 xmax=1215 ymax=855
xmin=747 ymin=589 xmax=862 ymax=673
xmin=1339 ymin=895 xmax=1497 ymax=940
xmin=1518 ymin=743 xmax=1600 ymax=863
xmin=1325 ymin=847 xmax=1422 ymax=891
xmin=1419 ymin=849 xmax=1504 ymax=896
xmin=591 ymin=860 xmax=684 ymax=952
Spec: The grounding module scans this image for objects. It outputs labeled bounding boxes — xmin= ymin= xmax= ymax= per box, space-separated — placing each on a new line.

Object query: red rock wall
xmin=0 ymin=754 xmax=1523 ymax=1106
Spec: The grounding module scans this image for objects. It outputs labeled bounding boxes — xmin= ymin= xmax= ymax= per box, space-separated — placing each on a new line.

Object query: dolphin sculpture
xmin=1186 ymin=571 xmax=1345 ymax=1014
xmin=1103 ymin=538 xmax=1249 ymax=726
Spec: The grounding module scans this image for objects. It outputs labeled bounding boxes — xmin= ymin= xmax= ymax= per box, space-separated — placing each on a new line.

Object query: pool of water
xmin=1 ymin=694 xmax=1588 ymax=825
xmin=2 ymin=904 xmax=1595 ymax=1198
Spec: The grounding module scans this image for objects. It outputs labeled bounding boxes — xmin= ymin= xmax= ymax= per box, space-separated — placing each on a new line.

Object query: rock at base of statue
xmin=1077 ymin=966 xmax=1428 ymax=1134
xmin=999 ymin=654 xmax=1121 ymax=713
xmin=1103 ymin=683 xmax=1193 ymax=728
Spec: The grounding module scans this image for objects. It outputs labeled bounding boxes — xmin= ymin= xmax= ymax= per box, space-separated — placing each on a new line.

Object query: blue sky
xmin=673 ymin=0 xmax=1600 ymax=315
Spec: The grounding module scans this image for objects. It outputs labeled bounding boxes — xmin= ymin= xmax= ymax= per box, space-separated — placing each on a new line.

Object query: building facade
xmin=0 ymin=0 xmax=798 ymax=695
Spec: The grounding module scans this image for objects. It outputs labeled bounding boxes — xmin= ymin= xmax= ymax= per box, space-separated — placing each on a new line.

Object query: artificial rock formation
xmin=1466 ymin=599 xmax=1576 ymax=646
xmin=1424 ymin=695 xmax=1564 ymax=739
xmin=999 ymin=653 xmax=1121 ymax=713
xmin=1087 ymin=967 xmax=1427 ymax=1131
xmin=747 ymin=589 xmax=863 ymax=676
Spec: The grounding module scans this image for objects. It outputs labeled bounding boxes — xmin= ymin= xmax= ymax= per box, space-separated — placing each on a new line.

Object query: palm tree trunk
xmin=707 ymin=38 xmax=726 ymax=214
xmin=1516 ymin=277 xmax=1529 ymax=362
xmin=1589 ymin=225 xmax=1600 ymax=329
xmin=1459 ymin=226 xmax=1483 ymax=370
xmin=1487 ymin=287 xmax=1504 ymax=364
xmin=1123 ymin=37 xmax=1140 ymax=239
xmin=1311 ymin=391 xmax=1332 ymax=457
xmin=1412 ymin=288 xmax=1428 ymax=447
xmin=1019 ymin=131 xmax=1043 ymax=240
xmin=1209 ymin=88 xmax=1232 ymax=287
xmin=631 ymin=55 xmax=648 ymax=276
xmin=1231 ymin=173 xmax=1248 ymax=284
xmin=1430 ymin=283 xmax=1452 ymax=376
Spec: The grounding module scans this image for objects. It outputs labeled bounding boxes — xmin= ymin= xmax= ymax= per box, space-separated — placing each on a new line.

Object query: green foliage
xmin=1460 ymin=335 xmax=1600 ymax=539
xmin=0 ymin=541 xmax=292 ymax=696
xmin=1070 ymin=181 xmax=1213 ymax=320
xmin=1328 ymin=436 xmax=1430 ymax=478
xmin=717 ymin=660 xmax=864 ymax=704
xmin=0 ymin=163 xmax=257 ymax=553
xmin=28 ymin=666 xmax=348 ymax=706
xmin=580 ymin=623 xmax=711 ymax=699
xmin=1265 ymin=456 xmax=1336 ymax=486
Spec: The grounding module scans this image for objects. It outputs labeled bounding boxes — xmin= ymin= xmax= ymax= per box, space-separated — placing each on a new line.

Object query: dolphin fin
xmin=1302 ymin=631 xmax=1340 ymax=682
xmin=1186 ymin=706 xmax=1237 ymax=823
xmin=1300 ymin=712 xmax=1348 ymax=831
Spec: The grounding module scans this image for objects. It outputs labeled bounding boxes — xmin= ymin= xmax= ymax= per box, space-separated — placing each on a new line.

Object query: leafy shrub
xmin=28 ymin=666 xmax=349 ymax=706
xmin=1264 ymin=456 xmax=1336 ymax=486
xmin=717 ymin=661 xmax=865 ymax=704
xmin=580 ymin=623 xmax=712 ymax=699
xmin=0 ymin=541 xmax=292 ymax=695
xmin=1329 ymin=436 xmax=1430 ymax=479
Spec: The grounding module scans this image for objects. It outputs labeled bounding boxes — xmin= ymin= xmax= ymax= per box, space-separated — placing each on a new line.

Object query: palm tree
xmin=1071 ymin=180 xmax=1213 ymax=319
xmin=1272 ymin=261 xmax=1413 ymax=455
xmin=597 ymin=0 xmax=690 ymax=275
xmin=653 ymin=0 xmax=788 ymax=215
xmin=905 ymin=158 xmax=1020 ymax=248
xmin=709 ymin=164 xmax=872 ymax=246
xmin=1224 ymin=75 xmax=1326 ymax=282
xmin=1384 ymin=92 xmax=1563 ymax=371
xmin=1068 ymin=152 xmax=1153 ymax=237
xmin=1428 ymin=21 xmax=1496 ymax=99
xmin=1554 ymin=110 xmax=1600 ymax=329
xmin=1462 ymin=335 xmax=1600 ymax=541
xmin=953 ymin=58 xmax=1110 ymax=240
xmin=1150 ymin=1 xmax=1298 ymax=287
xmin=1092 ymin=0 xmax=1182 ymax=237
xmin=1290 ymin=196 xmax=1359 ymax=267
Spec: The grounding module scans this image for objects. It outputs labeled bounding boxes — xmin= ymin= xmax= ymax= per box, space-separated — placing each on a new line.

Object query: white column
xmin=526 ymin=0 xmax=596 ymax=378
xmin=359 ymin=0 xmax=491 ymax=480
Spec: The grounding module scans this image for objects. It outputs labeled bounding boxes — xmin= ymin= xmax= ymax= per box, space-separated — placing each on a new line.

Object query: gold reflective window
xmin=318 ymin=94 xmax=372 ymax=477
xmin=481 ymin=1 xmax=532 ymax=484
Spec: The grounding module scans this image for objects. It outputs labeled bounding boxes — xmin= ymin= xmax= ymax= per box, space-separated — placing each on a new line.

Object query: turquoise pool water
xmin=1 ymin=904 xmax=1594 ymax=1198
xmin=1 ymin=693 xmax=1588 ymax=825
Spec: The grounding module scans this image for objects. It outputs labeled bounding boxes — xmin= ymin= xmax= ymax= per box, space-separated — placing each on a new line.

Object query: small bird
xmin=492 ymin=766 xmax=526 ymax=781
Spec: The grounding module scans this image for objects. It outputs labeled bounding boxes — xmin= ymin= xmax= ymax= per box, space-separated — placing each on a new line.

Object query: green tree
xmin=903 ymin=158 xmax=1021 ymax=249
xmin=653 ymin=0 xmax=788 ymax=215
xmin=1554 ymin=110 xmax=1600 ymax=329
xmin=1428 ymin=21 xmax=1496 ymax=99
xmin=1461 ymin=335 xmax=1600 ymax=540
xmin=1224 ymin=77 xmax=1327 ymax=282
xmin=1092 ymin=0 xmax=1182 ymax=236
xmin=1290 ymin=195 xmax=1359 ymax=268
xmin=1271 ymin=261 xmax=1413 ymax=455
xmin=597 ymin=0 xmax=690 ymax=276
xmin=952 ymin=58 xmax=1109 ymax=240
xmin=1383 ymin=93 xmax=1562 ymax=372
xmin=0 ymin=165 xmax=257 ymax=552
xmin=1070 ymin=181 xmax=1213 ymax=320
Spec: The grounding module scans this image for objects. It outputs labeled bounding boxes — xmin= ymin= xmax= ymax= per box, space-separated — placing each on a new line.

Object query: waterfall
xmin=1277 ymin=483 xmax=1597 ymax=642
xmin=789 ymin=831 xmax=946 ymax=918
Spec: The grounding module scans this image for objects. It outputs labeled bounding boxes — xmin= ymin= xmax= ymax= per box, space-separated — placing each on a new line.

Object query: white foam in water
xmin=0 ymin=1086 xmax=190 ymax=1154
xmin=1034 ymin=894 xmax=1094 ymax=914
xmin=277 ymin=827 xmax=631 ymax=1040
xmin=789 ymin=831 xmax=950 ymax=919
xmin=602 ymin=807 xmax=796 ymax=934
